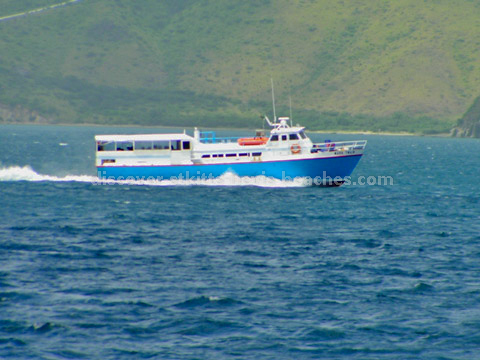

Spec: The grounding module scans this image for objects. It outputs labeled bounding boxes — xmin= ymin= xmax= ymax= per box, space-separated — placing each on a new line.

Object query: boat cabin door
xmin=170 ymin=140 xmax=192 ymax=165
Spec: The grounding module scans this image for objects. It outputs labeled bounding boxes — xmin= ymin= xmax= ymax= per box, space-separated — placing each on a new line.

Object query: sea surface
xmin=0 ymin=124 xmax=479 ymax=359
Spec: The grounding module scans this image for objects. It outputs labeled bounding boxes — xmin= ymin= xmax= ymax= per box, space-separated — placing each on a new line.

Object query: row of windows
xmin=201 ymin=152 xmax=262 ymax=159
xmin=97 ymin=140 xmax=190 ymax=152
xmin=270 ymin=131 xmax=307 ymax=142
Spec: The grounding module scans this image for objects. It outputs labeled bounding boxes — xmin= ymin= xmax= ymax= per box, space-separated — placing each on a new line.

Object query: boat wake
xmin=0 ymin=166 xmax=96 ymax=183
xmin=0 ymin=166 xmax=308 ymax=188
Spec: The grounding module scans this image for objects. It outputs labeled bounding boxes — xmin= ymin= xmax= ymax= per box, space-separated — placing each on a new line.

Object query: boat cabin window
xmin=252 ymin=152 xmax=262 ymax=157
xmin=101 ymin=159 xmax=116 ymax=165
xmin=202 ymin=154 xmax=210 ymax=158
xmin=116 ymin=141 xmax=134 ymax=151
xmin=282 ymin=135 xmax=287 ymax=141
xmin=97 ymin=141 xmax=115 ymax=151
xmin=135 ymin=141 xmax=153 ymax=150
xmin=152 ymin=141 xmax=170 ymax=150
xmin=289 ymin=133 xmax=299 ymax=140
xmin=183 ymin=141 xmax=190 ymax=150
xmin=299 ymin=131 xmax=307 ymax=139
xmin=213 ymin=154 xmax=224 ymax=158
xmin=270 ymin=135 xmax=279 ymax=141
xmin=226 ymin=153 xmax=236 ymax=157
xmin=239 ymin=153 xmax=249 ymax=157
xmin=171 ymin=140 xmax=181 ymax=151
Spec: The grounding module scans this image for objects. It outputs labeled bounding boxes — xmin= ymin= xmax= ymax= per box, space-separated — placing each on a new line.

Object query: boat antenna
xmin=289 ymin=95 xmax=293 ymax=127
xmin=271 ymin=78 xmax=277 ymax=123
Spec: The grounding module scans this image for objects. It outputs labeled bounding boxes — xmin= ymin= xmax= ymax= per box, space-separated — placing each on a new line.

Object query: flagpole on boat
xmin=271 ymin=78 xmax=277 ymax=123
xmin=289 ymin=95 xmax=293 ymax=127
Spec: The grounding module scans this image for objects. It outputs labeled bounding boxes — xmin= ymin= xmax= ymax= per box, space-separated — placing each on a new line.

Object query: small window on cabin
xmin=239 ymin=153 xmax=248 ymax=157
xmin=299 ymin=131 xmax=307 ymax=139
xmin=282 ymin=135 xmax=287 ymax=141
xmin=289 ymin=133 xmax=299 ymax=140
xmin=171 ymin=140 xmax=181 ymax=151
xmin=182 ymin=141 xmax=190 ymax=150
xmin=97 ymin=141 xmax=115 ymax=151
xmin=135 ymin=141 xmax=153 ymax=150
xmin=217 ymin=154 xmax=224 ymax=158
xmin=202 ymin=154 xmax=210 ymax=158
xmin=252 ymin=152 xmax=262 ymax=157
xmin=152 ymin=141 xmax=170 ymax=150
xmin=116 ymin=141 xmax=134 ymax=151
xmin=270 ymin=135 xmax=279 ymax=141
xmin=226 ymin=153 xmax=236 ymax=157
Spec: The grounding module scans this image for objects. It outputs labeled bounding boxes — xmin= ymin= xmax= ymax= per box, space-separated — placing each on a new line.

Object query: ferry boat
xmin=95 ymin=116 xmax=367 ymax=186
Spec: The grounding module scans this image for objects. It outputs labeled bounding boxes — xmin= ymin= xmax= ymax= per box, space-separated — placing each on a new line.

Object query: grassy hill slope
xmin=1 ymin=0 xmax=480 ymax=133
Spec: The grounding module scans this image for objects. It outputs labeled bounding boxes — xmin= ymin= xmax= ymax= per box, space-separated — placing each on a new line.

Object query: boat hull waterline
xmin=97 ymin=154 xmax=363 ymax=186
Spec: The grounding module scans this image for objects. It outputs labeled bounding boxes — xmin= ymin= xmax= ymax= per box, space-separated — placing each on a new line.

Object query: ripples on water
xmin=0 ymin=125 xmax=479 ymax=359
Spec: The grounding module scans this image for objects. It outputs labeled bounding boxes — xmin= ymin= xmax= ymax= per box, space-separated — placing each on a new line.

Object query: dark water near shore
xmin=0 ymin=124 xmax=479 ymax=359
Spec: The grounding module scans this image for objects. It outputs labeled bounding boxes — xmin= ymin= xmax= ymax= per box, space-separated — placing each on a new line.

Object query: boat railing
xmin=199 ymin=136 xmax=243 ymax=144
xmin=311 ymin=140 xmax=367 ymax=152
xmin=199 ymin=131 xmax=242 ymax=144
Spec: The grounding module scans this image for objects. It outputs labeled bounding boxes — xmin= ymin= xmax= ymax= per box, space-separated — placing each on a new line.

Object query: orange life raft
xmin=237 ymin=137 xmax=269 ymax=146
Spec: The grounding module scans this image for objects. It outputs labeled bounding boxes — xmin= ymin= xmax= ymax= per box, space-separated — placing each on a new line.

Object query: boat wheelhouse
xmin=95 ymin=116 xmax=367 ymax=185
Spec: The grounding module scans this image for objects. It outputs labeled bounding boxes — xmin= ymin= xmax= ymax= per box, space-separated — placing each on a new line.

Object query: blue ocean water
xmin=0 ymin=124 xmax=479 ymax=359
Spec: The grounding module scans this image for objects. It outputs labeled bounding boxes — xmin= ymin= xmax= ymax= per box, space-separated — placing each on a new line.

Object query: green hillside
xmin=1 ymin=0 xmax=480 ymax=134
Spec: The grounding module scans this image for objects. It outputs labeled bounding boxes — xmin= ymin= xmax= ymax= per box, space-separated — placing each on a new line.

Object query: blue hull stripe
xmin=97 ymin=155 xmax=362 ymax=181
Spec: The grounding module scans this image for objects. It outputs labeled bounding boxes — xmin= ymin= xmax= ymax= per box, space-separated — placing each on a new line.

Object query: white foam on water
xmin=0 ymin=166 xmax=97 ymax=183
xmin=0 ymin=166 xmax=308 ymax=188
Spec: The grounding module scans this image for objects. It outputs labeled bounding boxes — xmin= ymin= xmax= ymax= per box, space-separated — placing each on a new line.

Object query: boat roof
xmin=270 ymin=125 xmax=305 ymax=134
xmin=95 ymin=133 xmax=193 ymax=142
xmin=267 ymin=117 xmax=305 ymax=134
